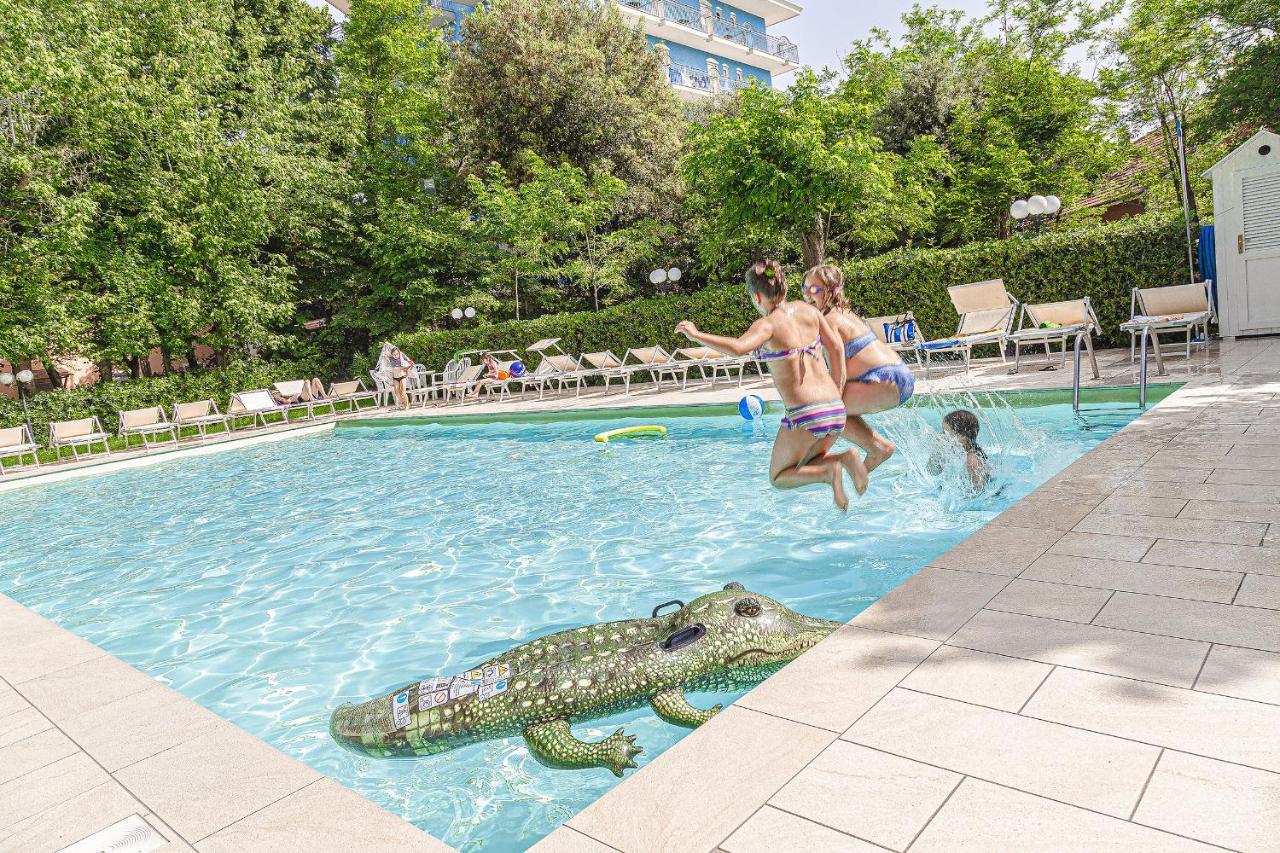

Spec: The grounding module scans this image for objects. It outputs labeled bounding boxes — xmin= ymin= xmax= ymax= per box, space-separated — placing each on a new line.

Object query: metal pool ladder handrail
xmin=1074 ymin=326 xmax=1159 ymax=415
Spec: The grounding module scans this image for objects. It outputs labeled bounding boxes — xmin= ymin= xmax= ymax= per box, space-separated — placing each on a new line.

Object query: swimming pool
xmin=0 ymin=392 xmax=1155 ymax=850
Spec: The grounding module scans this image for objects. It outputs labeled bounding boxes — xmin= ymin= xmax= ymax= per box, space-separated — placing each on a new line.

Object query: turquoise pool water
xmin=0 ymin=396 xmax=1142 ymax=850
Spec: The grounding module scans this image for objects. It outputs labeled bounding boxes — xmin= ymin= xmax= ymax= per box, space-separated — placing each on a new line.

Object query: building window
xmin=729 ymin=12 xmax=737 ymax=25
xmin=736 ymin=68 xmax=744 ymax=81
xmin=714 ymin=7 xmax=722 ymax=19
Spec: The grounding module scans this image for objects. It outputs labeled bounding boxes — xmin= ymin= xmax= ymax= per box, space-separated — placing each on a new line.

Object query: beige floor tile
xmin=0 ymin=681 xmax=27 ymax=718
xmin=769 ymin=741 xmax=960 ymax=851
xmin=910 ymin=778 xmax=1217 ymax=853
xmin=1180 ymin=498 xmax=1280 ymax=524
xmin=843 ymin=689 xmax=1159 ymax=817
xmin=567 ymin=706 xmax=834 ymax=853
xmin=0 ymin=706 xmax=51 ymax=750
xmin=19 ymin=653 xmax=161 ymax=722
xmin=194 ymin=778 xmax=447 ymax=852
xmin=1022 ymin=553 xmax=1242 ymax=603
xmin=930 ymin=525 xmax=1062 ymax=575
xmin=1206 ymin=467 xmax=1280 ymax=485
xmin=0 ymin=752 xmax=110 ymax=829
xmin=736 ymin=626 xmax=938 ymax=732
xmin=1195 ymin=644 xmax=1280 ymax=704
xmin=57 ymin=685 xmax=227 ymax=772
xmin=986 ymin=578 xmax=1111 ymax=623
xmin=1127 ymin=466 xmax=1213 ymax=483
xmin=1134 ymin=750 xmax=1280 ymax=852
xmin=1074 ymin=512 xmax=1266 ymax=546
xmin=988 ymin=491 xmax=1106 ymax=531
xmin=113 ymin=722 xmax=320 ymax=842
xmin=0 ymin=624 xmax=108 ymax=685
xmin=1234 ymin=573 xmax=1280 ymax=609
xmin=0 ymin=779 xmax=151 ymax=853
xmin=851 ymin=568 xmax=1010 ymax=641
xmin=721 ymin=806 xmax=883 ymax=853
xmin=1095 ymin=591 xmax=1280 ymax=652
xmin=1094 ymin=495 xmax=1187 ymax=518
xmin=1024 ymin=667 xmax=1280 ymax=773
xmin=1154 ymin=452 xmax=1280 ymax=470
xmin=900 ymin=645 xmax=1052 ymax=712
xmin=526 ymin=827 xmax=618 ymax=853
xmin=1047 ymin=532 xmax=1155 ymax=562
xmin=135 ymin=812 xmax=198 ymax=853
xmin=0 ymin=726 xmax=78 ymax=786
xmin=1143 ymin=538 xmax=1280 ymax=577
xmin=948 ymin=609 xmax=1208 ymax=688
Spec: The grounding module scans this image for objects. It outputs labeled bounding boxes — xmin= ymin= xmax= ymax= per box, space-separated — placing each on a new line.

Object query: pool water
xmin=0 ymin=397 xmax=1140 ymax=851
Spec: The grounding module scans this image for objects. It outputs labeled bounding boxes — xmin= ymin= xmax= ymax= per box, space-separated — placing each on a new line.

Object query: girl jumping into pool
xmin=676 ymin=260 xmax=868 ymax=511
xmin=802 ymin=264 xmax=915 ymax=474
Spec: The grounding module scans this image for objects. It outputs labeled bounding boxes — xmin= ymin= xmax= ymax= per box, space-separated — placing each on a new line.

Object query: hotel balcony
xmin=617 ymin=0 xmax=800 ymax=75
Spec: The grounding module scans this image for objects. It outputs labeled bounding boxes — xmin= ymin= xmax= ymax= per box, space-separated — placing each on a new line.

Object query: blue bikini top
xmin=843 ymin=332 xmax=876 ymax=360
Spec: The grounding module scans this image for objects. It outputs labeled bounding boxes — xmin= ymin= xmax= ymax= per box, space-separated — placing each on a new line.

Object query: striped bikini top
xmin=755 ymin=337 xmax=822 ymax=362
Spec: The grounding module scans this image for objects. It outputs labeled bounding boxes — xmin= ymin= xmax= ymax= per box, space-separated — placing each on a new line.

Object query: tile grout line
xmin=1127 ymin=749 xmax=1164 ymax=822
xmin=1016 ymin=665 xmax=1057 ymax=714
xmin=902 ymin=775 xmax=965 ymax=852
xmin=189 ymin=775 xmax=326 ymax=845
xmin=1230 ymin=572 xmax=1248 ymax=605
xmin=1190 ymin=643 xmax=1215 ymax=691
xmin=757 ymin=803 xmax=898 ymax=853
xmin=561 ymin=824 xmax=624 ymax=852
xmin=1090 ymin=590 xmax=1117 ymax=624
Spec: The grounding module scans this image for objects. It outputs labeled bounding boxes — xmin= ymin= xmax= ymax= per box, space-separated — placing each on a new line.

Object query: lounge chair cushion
xmin=958 ymin=308 xmax=1013 ymax=336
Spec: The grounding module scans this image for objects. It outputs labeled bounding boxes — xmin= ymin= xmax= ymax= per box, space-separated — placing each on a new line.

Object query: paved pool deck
xmin=2 ymin=339 xmax=1278 ymax=851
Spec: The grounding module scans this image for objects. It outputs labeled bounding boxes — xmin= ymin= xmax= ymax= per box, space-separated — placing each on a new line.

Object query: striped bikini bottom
xmin=781 ymin=399 xmax=847 ymax=438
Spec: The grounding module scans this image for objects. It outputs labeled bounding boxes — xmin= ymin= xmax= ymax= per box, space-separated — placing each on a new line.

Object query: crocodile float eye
xmin=734 ymin=598 xmax=762 ymax=617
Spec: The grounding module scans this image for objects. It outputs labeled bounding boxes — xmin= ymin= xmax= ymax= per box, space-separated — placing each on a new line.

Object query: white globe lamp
xmin=1010 ymin=200 xmax=1029 ymax=220
xmin=0 ymin=373 xmax=12 ymax=386
xmin=1046 ymin=195 xmax=1062 ymax=214
xmin=649 ymin=268 xmax=668 ymax=285
xmin=667 ymin=267 xmax=682 ymax=282
xmin=463 ymin=307 xmax=476 ymax=319
xmin=450 ymin=308 xmax=464 ymax=321
xmin=1027 ymin=195 xmax=1048 ymax=216
xmin=15 ymin=369 xmax=33 ymax=384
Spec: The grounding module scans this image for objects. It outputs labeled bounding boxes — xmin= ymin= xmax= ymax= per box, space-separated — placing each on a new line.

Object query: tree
xmin=449 ymin=0 xmax=684 ymax=222
xmin=683 ymin=71 xmax=942 ymax=270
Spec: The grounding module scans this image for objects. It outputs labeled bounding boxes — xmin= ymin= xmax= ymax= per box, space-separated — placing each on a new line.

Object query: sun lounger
xmin=49 ymin=416 xmax=111 ymax=461
xmin=524 ymin=339 xmax=585 ymax=399
xmin=675 ymin=347 xmax=750 ymax=388
xmin=441 ymin=363 xmax=486 ymax=404
xmin=272 ymin=380 xmax=337 ymax=420
xmin=118 ymin=405 xmax=179 ymax=449
xmin=1007 ymin=297 xmax=1101 ymax=378
xmin=328 ymin=379 xmax=379 ymax=412
xmin=624 ymin=346 xmax=689 ymax=388
xmin=578 ymin=351 xmax=633 ymax=394
xmin=228 ymin=390 xmax=289 ymax=430
xmin=915 ymin=279 xmax=1019 ymax=377
xmin=172 ymin=400 xmax=230 ymax=441
xmin=1122 ymin=282 xmax=1214 ymax=368
xmin=0 ymin=424 xmax=40 ymax=474
xmin=866 ymin=313 xmax=923 ymax=365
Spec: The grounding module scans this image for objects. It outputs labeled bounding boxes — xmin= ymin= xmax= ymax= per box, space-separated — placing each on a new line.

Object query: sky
xmin=770 ymin=0 xmax=991 ymax=76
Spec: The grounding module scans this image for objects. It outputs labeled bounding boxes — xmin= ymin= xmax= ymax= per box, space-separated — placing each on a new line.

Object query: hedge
xmin=0 ymin=359 xmax=319 ymax=455
xmin=388 ymin=214 xmax=1191 ymax=370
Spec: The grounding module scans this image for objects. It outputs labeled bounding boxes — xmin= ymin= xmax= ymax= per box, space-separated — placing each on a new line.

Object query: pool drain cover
xmin=57 ymin=814 xmax=167 ymax=853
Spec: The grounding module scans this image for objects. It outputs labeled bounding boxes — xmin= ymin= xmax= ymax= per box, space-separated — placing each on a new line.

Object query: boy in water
xmin=929 ymin=410 xmax=989 ymax=491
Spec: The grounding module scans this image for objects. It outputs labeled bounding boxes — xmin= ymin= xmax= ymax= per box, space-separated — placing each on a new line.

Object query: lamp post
xmin=1009 ymin=195 xmax=1062 ymax=235
xmin=0 ymin=368 xmax=36 ymax=441
xmin=449 ymin=306 xmax=476 ymax=326
xmin=648 ymin=266 xmax=683 ymax=290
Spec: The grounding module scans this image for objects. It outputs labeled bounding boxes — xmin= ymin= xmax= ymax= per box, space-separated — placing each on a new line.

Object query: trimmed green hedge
xmin=0 ymin=359 xmax=319 ymax=454
xmin=388 ymin=215 xmax=1190 ymax=370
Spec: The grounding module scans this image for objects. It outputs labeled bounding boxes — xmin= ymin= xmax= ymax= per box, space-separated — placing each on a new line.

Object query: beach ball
xmin=739 ymin=394 xmax=765 ymax=420
xmin=510 ymin=361 xmax=525 ymax=377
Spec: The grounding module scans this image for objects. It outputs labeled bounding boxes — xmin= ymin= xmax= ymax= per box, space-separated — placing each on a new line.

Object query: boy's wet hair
xmin=943 ymin=409 xmax=981 ymax=442
xmin=745 ymin=260 xmax=787 ymax=301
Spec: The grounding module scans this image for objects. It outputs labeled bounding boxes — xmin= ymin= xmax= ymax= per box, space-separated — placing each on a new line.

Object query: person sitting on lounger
xmin=273 ymin=378 xmax=327 ymax=406
xmin=802 ymin=264 xmax=914 ymax=475
xmin=467 ymin=352 xmax=507 ymax=399
xmin=676 ymin=259 xmax=868 ymax=511
xmin=928 ymin=409 xmax=989 ymax=492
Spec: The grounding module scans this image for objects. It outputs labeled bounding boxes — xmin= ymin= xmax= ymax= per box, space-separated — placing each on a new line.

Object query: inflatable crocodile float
xmin=330 ymin=583 xmax=839 ymax=775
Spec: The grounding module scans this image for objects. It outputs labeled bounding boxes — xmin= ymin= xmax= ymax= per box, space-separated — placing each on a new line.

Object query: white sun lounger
xmin=1122 ymin=282 xmax=1214 ymax=368
xmin=624 ymin=346 xmax=689 ymax=388
xmin=228 ymin=390 xmax=289 ymax=430
xmin=578 ymin=351 xmax=633 ymax=394
xmin=49 ymin=416 xmax=112 ymax=461
xmin=0 ymin=424 xmax=41 ymax=474
xmin=328 ymin=379 xmax=379 ymax=412
xmin=172 ymin=400 xmax=230 ymax=442
xmin=915 ymin=279 xmax=1019 ymax=377
xmin=675 ymin=347 xmax=750 ymax=388
xmin=524 ymin=339 xmax=586 ymax=398
xmin=1007 ymin=297 xmax=1101 ymax=378
xmin=118 ymin=405 xmax=179 ymax=449
xmin=272 ymin=380 xmax=337 ymax=420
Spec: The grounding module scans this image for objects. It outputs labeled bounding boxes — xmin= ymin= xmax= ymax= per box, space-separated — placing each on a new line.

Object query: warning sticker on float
xmin=483 ymin=664 xmax=511 ymax=683
xmin=449 ymin=678 xmax=476 ymax=700
xmin=392 ymin=691 xmax=411 ymax=729
xmin=415 ymin=664 xmax=515 ymax=707
xmin=417 ymin=677 xmax=451 ymax=711
xmin=478 ymin=679 xmax=509 ymax=702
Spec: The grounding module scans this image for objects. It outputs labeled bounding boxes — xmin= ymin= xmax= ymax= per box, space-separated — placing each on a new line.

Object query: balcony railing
xmin=619 ymin=0 xmax=800 ymax=64
xmin=668 ymin=61 xmax=713 ymax=92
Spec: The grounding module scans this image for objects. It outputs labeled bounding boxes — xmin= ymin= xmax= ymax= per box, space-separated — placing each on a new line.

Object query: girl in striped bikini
xmin=676 ymin=260 xmax=869 ymax=511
